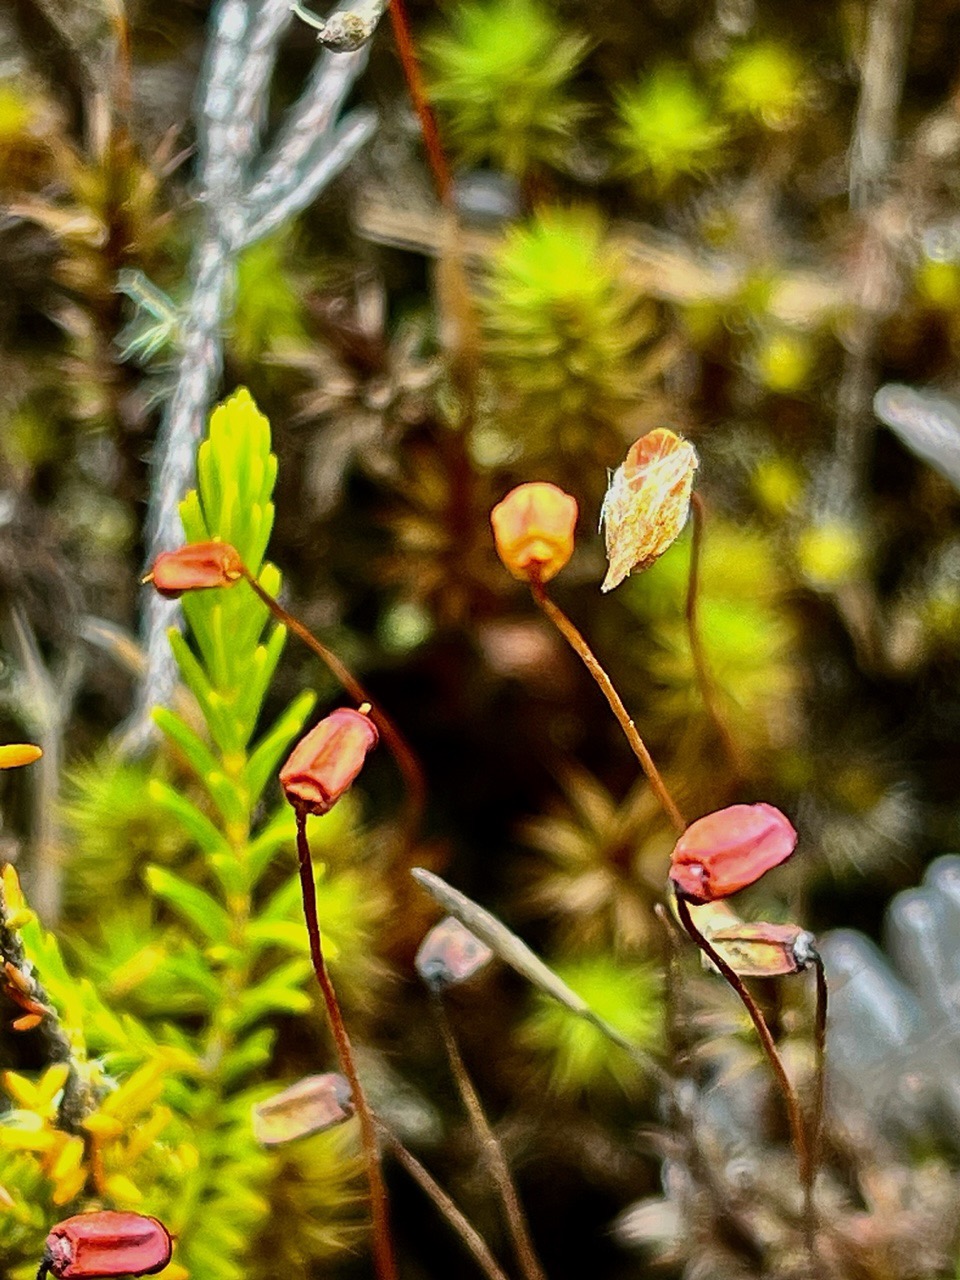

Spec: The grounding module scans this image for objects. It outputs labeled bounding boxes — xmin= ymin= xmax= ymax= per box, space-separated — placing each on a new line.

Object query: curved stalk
xmin=673 ymin=897 xmax=809 ymax=1180
xmin=529 ymin=578 xmax=685 ymax=833
xmin=294 ymin=811 xmax=397 ymax=1280
xmin=808 ymin=955 xmax=829 ymax=1237
xmin=386 ymin=0 xmax=453 ymax=205
xmin=685 ymin=495 xmax=747 ymax=782
xmin=434 ymin=999 xmax=546 ymax=1280
xmin=377 ymin=1120 xmax=512 ymax=1280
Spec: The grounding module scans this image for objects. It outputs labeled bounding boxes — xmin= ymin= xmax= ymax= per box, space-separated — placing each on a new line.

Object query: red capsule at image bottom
xmin=38 ymin=1211 xmax=172 ymax=1279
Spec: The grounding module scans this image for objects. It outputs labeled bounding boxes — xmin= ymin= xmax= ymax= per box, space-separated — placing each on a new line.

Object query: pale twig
xmin=434 ymin=999 xmax=546 ymax=1280
xmin=376 ymin=1120 xmax=513 ymax=1280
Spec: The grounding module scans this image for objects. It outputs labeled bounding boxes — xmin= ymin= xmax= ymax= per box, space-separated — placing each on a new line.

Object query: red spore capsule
xmin=669 ymin=802 xmax=798 ymax=904
xmin=39 ymin=1211 xmax=172 ymax=1279
xmin=144 ymin=540 xmax=243 ymax=598
xmin=280 ymin=706 xmax=379 ymax=817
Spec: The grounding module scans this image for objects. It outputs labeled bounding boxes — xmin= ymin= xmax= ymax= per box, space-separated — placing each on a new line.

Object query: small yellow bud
xmin=0 ymin=744 xmax=42 ymax=769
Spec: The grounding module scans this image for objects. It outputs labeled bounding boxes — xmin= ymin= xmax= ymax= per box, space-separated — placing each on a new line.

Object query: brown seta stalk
xmin=809 ymin=954 xmax=829 ymax=1233
xmin=240 ymin=565 xmax=426 ymax=847
xmin=386 ymin=0 xmax=453 ymax=206
xmin=674 ymin=893 xmax=818 ymax=1263
xmin=685 ymin=494 xmax=748 ymax=783
xmin=376 ymin=1119 xmax=512 ymax=1280
xmin=433 ymin=998 xmax=547 ymax=1280
xmin=294 ymin=810 xmax=397 ymax=1280
xmin=528 ymin=576 xmax=686 ymax=834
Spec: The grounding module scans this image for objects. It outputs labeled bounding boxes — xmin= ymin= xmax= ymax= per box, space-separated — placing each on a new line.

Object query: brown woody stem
xmin=294 ymin=811 xmax=397 ymax=1280
xmin=434 ymin=999 xmax=546 ymax=1280
xmin=674 ymin=894 xmax=811 ymax=1201
xmin=377 ymin=1119 xmax=513 ymax=1280
xmin=387 ymin=0 xmax=454 ymax=206
xmin=241 ymin=566 xmax=426 ymax=847
xmin=807 ymin=954 xmax=828 ymax=1248
xmin=529 ymin=579 xmax=686 ymax=834
xmin=686 ymin=494 xmax=747 ymax=782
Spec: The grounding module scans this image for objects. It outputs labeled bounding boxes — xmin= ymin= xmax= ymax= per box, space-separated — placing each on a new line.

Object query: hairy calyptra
xmin=38 ymin=1212 xmax=172 ymax=1279
xmin=669 ymin=802 xmax=798 ymax=903
xmin=600 ymin=427 xmax=698 ymax=592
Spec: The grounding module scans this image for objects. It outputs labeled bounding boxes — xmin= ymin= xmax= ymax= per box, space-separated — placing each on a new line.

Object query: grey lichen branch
xmin=125 ymin=0 xmax=382 ymax=749
xmin=290 ymin=0 xmax=388 ymax=51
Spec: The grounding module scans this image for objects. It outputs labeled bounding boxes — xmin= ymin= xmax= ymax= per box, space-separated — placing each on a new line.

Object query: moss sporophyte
xmin=37 ymin=1212 xmax=172 ymax=1279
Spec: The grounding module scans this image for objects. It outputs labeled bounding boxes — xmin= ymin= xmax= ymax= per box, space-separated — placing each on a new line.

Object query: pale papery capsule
xmin=253 ymin=1073 xmax=354 ymax=1146
xmin=415 ymin=916 xmax=494 ymax=991
xmin=707 ymin=921 xmax=818 ymax=978
xmin=600 ymin=428 xmax=699 ymax=592
xmin=38 ymin=1212 xmax=172 ymax=1279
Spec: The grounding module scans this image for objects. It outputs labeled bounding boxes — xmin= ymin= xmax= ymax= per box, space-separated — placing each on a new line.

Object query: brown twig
xmin=686 ymin=495 xmax=747 ymax=783
xmin=434 ymin=999 xmax=546 ymax=1280
xmin=809 ymin=955 xmax=829 ymax=1229
xmin=294 ymin=811 xmax=397 ymax=1280
xmin=240 ymin=566 xmax=426 ymax=847
xmin=529 ymin=579 xmax=685 ymax=834
xmin=674 ymin=893 xmax=816 ymax=1265
xmin=386 ymin=0 xmax=453 ymax=206
xmin=377 ymin=1120 xmax=513 ymax=1280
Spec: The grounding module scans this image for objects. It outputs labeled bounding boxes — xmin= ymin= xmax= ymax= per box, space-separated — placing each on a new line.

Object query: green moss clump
xmin=520 ymin=954 xmax=661 ymax=1097
xmin=423 ymin=0 xmax=588 ymax=179
xmin=613 ymin=67 xmax=727 ymax=190
xmin=481 ymin=207 xmax=654 ymax=455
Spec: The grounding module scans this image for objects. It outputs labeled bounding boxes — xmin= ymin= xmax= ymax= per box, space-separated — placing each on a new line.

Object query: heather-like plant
xmin=0 ymin=390 xmax=380 ymax=1280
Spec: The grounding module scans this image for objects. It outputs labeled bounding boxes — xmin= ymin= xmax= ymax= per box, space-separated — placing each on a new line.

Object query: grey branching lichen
xmin=127 ymin=0 xmax=381 ymax=747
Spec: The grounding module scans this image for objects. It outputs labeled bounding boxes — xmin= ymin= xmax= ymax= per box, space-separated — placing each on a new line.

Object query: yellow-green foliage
xmin=519 ymin=766 xmax=672 ymax=952
xmin=424 ymin=0 xmax=588 ymax=179
xmin=624 ymin=520 xmax=799 ymax=757
xmin=613 ymin=67 xmax=727 ymax=190
xmin=719 ymin=41 xmax=807 ymax=128
xmin=0 ymin=390 xmax=384 ymax=1280
xmin=481 ymin=208 xmax=655 ymax=455
xmin=519 ymin=954 xmax=660 ymax=1097
xmin=231 ymin=232 xmax=309 ymax=364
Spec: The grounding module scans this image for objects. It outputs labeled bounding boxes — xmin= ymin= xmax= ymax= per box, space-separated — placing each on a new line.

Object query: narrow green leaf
xmin=245 ymin=920 xmax=312 ymax=954
xmin=145 ymin=866 xmax=232 ymax=944
xmin=247 ymin=811 xmax=298 ymax=886
xmin=153 ymin=706 xmax=220 ymax=779
xmin=167 ymin=630 xmax=236 ymax=751
xmin=233 ymin=979 xmax=312 ymax=1031
xmin=148 ymin=781 xmax=233 ymax=859
xmin=152 ymin=709 xmax=247 ymax=827
xmin=208 ymin=851 xmax=250 ymax=898
xmin=178 ymin=489 xmax=209 ymax=542
xmin=231 ymin=626 xmax=292 ymax=750
xmin=243 ymin=689 xmax=315 ymax=807
xmin=219 ymin=1028 xmax=274 ymax=1089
